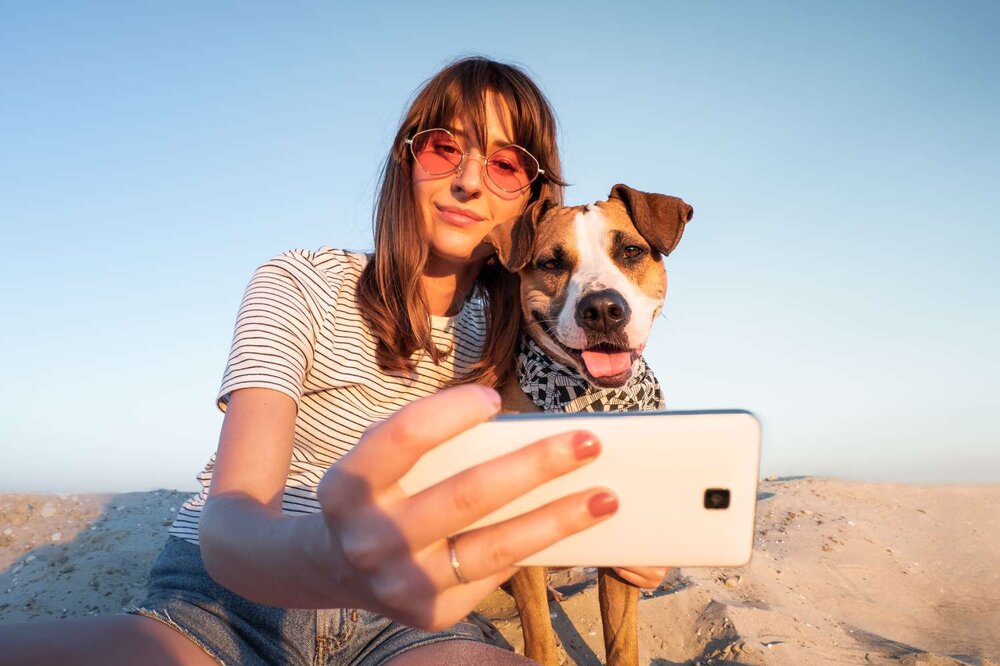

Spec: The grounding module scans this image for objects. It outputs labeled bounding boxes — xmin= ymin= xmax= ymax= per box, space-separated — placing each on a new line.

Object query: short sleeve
xmin=216 ymin=251 xmax=323 ymax=412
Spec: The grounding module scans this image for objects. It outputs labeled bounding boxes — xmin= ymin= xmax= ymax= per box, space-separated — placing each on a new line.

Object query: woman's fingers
xmin=397 ymin=430 xmax=601 ymax=551
xmin=423 ymin=566 xmax=519 ymax=631
xmin=394 ymin=566 xmax=519 ymax=632
xmin=414 ymin=487 xmax=618 ymax=592
xmin=319 ymin=385 xmax=500 ymax=510
xmin=611 ymin=565 xmax=669 ymax=589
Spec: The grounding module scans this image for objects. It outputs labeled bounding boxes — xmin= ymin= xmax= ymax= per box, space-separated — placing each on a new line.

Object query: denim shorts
xmin=123 ymin=535 xmax=487 ymax=666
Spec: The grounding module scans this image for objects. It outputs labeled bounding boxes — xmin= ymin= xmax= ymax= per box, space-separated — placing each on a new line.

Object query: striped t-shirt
xmin=168 ymin=247 xmax=487 ymax=546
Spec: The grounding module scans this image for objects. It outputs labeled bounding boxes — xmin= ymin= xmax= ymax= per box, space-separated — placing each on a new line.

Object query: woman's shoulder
xmin=255 ymin=247 xmax=370 ymax=289
xmin=245 ymin=247 xmax=372 ymax=320
xmin=262 ymin=246 xmax=369 ymax=273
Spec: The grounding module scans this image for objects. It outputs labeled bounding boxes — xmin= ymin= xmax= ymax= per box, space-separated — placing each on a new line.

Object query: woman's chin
xmin=425 ymin=248 xmax=484 ymax=272
xmin=427 ymin=242 xmax=493 ymax=267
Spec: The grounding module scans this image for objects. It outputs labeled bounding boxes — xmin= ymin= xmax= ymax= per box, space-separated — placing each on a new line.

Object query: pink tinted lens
xmin=487 ymin=146 xmax=538 ymax=191
xmin=412 ymin=130 xmax=462 ymax=175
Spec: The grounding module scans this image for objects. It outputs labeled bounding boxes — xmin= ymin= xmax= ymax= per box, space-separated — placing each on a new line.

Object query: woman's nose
xmin=452 ymin=153 xmax=486 ymax=195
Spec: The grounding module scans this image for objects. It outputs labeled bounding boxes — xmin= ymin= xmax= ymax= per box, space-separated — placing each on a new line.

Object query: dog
xmin=486 ymin=183 xmax=694 ymax=665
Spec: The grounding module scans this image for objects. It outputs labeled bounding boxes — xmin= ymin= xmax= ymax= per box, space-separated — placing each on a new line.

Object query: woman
xmin=0 ymin=57 xmax=627 ymax=665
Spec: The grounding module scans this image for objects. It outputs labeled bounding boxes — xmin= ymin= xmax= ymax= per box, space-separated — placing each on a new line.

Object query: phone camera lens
xmin=704 ymin=488 xmax=730 ymax=509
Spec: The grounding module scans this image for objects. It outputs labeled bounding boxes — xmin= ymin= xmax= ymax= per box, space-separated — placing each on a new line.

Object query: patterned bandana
xmin=516 ymin=335 xmax=665 ymax=413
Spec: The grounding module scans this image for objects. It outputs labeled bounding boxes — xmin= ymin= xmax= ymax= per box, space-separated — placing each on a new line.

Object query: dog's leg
xmin=510 ymin=566 xmax=560 ymax=665
xmin=598 ymin=567 xmax=639 ymax=666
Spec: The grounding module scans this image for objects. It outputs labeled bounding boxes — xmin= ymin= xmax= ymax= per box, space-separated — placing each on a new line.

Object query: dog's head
xmin=488 ymin=184 xmax=693 ymax=387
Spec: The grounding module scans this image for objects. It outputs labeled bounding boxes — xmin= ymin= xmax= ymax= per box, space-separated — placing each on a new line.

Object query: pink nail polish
xmin=588 ymin=492 xmax=618 ymax=517
xmin=572 ymin=433 xmax=600 ymax=460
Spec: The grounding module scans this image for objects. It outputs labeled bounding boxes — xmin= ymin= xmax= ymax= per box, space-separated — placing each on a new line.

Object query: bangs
xmin=404 ymin=61 xmax=557 ymax=180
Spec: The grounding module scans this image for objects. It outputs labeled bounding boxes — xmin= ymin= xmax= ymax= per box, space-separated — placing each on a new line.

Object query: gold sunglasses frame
xmin=405 ymin=127 xmax=545 ymax=193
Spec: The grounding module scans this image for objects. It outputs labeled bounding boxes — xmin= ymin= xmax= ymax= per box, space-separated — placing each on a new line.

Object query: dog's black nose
xmin=576 ymin=289 xmax=631 ymax=333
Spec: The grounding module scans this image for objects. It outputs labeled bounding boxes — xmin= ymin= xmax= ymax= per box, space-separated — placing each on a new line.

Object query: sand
xmin=1 ymin=478 xmax=997 ymax=664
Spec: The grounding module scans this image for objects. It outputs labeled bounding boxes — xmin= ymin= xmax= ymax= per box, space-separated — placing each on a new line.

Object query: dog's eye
xmin=537 ymin=257 xmax=562 ymax=272
xmin=623 ymin=245 xmax=646 ymax=260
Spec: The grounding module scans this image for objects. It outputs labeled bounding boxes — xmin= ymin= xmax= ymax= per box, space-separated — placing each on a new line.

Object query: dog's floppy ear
xmin=609 ymin=184 xmax=693 ymax=257
xmin=486 ymin=197 xmax=555 ymax=271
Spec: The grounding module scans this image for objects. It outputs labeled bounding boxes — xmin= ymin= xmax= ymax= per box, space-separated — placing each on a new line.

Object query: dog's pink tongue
xmin=581 ymin=350 xmax=632 ymax=378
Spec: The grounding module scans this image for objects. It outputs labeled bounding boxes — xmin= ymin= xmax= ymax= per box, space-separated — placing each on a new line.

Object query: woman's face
xmin=411 ymin=100 xmax=533 ymax=273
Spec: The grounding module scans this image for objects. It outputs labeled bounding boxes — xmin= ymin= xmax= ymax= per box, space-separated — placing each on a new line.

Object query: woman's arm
xmin=199 ymin=387 xmax=343 ymax=608
xmin=201 ymin=385 xmax=619 ymax=629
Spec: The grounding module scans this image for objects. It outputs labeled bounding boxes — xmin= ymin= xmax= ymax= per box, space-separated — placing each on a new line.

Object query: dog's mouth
xmin=531 ymin=311 xmax=640 ymax=387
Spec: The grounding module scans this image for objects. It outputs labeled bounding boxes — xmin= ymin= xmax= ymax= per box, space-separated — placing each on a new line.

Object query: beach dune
xmin=1 ymin=478 xmax=997 ymax=664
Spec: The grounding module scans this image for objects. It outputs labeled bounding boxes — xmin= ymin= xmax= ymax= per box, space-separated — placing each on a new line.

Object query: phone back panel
xmin=398 ymin=410 xmax=761 ymax=567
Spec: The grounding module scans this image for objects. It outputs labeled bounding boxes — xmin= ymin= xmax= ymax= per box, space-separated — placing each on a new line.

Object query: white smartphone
xmin=398 ymin=410 xmax=761 ymax=568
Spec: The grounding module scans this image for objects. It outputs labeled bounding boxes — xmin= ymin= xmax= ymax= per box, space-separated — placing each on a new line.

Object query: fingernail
xmin=588 ymin=492 xmax=618 ymax=517
xmin=572 ymin=433 xmax=601 ymax=460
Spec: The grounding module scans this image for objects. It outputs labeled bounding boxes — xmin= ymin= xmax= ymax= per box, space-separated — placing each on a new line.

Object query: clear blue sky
xmin=2 ymin=2 xmax=997 ymax=492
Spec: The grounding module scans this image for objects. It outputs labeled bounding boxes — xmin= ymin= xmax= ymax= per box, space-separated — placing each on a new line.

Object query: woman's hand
xmin=611 ymin=566 xmax=670 ymax=590
xmin=314 ymin=384 xmax=617 ymax=631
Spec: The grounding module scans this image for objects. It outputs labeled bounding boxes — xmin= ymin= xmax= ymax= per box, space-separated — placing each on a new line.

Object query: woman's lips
xmin=436 ymin=204 xmax=484 ymax=226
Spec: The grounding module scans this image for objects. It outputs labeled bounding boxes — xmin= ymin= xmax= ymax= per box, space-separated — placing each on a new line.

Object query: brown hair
xmin=356 ymin=56 xmax=565 ymax=388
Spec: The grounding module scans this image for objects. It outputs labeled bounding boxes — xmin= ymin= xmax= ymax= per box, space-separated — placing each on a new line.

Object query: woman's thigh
xmin=383 ymin=639 xmax=538 ymax=666
xmin=124 ymin=535 xmax=499 ymax=665
xmin=0 ymin=613 xmax=220 ymax=666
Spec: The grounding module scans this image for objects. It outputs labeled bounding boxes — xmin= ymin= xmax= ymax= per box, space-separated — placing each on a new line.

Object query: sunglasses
xmin=405 ymin=128 xmax=545 ymax=193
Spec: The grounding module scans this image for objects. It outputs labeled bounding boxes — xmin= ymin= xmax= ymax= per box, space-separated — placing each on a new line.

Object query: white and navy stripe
xmin=168 ymin=248 xmax=486 ymax=546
